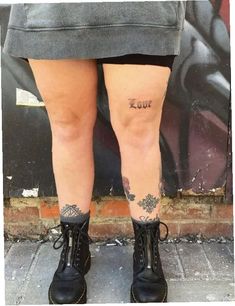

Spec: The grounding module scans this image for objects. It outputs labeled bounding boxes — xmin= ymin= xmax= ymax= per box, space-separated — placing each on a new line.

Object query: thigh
xmin=28 ymin=59 xmax=98 ymax=123
xmin=102 ymin=63 xmax=172 ymax=129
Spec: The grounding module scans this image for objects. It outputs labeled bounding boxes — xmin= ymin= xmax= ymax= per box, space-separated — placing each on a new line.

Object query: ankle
xmin=131 ymin=215 xmax=160 ymax=225
xmin=60 ymin=204 xmax=90 ymax=224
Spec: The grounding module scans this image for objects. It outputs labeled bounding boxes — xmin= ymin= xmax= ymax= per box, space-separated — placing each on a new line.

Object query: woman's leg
xmin=28 ymin=59 xmax=98 ymax=218
xmin=103 ymin=63 xmax=171 ymax=303
xmin=103 ymin=63 xmax=171 ymax=221
xmin=28 ymin=59 xmax=98 ymax=304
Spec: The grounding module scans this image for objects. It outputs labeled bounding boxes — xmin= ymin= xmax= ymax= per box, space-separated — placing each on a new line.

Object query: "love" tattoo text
xmin=129 ymin=98 xmax=152 ymax=109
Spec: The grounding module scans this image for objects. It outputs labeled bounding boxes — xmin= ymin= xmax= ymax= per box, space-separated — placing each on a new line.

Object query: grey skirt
xmin=3 ymin=2 xmax=187 ymax=60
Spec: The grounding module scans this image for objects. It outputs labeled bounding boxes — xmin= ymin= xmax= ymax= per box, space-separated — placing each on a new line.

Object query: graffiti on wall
xmin=0 ymin=0 xmax=231 ymax=201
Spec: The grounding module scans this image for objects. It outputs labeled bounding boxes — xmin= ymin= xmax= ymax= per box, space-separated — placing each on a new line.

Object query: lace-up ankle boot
xmin=48 ymin=218 xmax=91 ymax=304
xmin=130 ymin=218 xmax=168 ymax=303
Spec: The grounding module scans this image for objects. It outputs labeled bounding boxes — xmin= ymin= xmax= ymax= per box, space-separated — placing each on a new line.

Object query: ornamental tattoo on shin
xmin=137 ymin=194 xmax=160 ymax=214
xmin=60 ymin=204 xmax=84 ymax=217
xmin=122 ymin=176 xmax=136 ymax=201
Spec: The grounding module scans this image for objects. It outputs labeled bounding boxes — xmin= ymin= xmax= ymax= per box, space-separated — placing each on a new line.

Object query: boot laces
xmin=50 ymin=223 xmax=92 ymax=269
xmin=51 ymin=223 xmax=92 ymax=250
xmin=135 ymin=220 xmax=169 ymax=243
xmin=135 ymin=221 xmax=169 ymax=266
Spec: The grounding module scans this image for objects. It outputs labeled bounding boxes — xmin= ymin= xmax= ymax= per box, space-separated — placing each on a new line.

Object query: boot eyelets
xmin=131 ymin=219 xmax=169 ymax=303
xmin=49 ymin=219 xmax=91 ymax=304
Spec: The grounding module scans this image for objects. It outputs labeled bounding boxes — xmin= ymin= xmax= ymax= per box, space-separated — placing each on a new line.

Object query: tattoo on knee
xmin=122 ymin=176 xmax=136 ymax=201
xmin=137 ymin=194 xmax=160 ymax=214
xmin=128 ymin=98 xmax=152 ymax=109
xmin=60 ymin=204 xmax=84 ymax=217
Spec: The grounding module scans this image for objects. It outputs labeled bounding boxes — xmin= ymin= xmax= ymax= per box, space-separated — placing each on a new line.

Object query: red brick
xmin=179 ymin=222 xmax=233 ymax=237
xmin=160 ymin=222 xmax=179 ymax=237
xmin=160 ymin=202 xmax=212 ymax=220
xmin=90 ymin=201 xmax=96 ymax=217
xmin=98 ymin=200 xmax=130 ymax=217
xmin=40 ymin=201 xmax=96 ymax=219
xmin=4 ymin=207 xmax=39 ymax=223
xmin=160 ymin=202 xmax=184 ymax=220
xmin=89 ymin=221 xmax=179 ymax=239
xmin=89 ymin=222 xmax=133 ymax=239
xmin=40 ymin=201 xmax=60 ymax=219
xmin=212 ymin=204 xmax=233 ymax=220
xmin=3 ymin=196 xmax=234 ymax=240
xmin=186 ymin=207 xmax=210 ymax=219
xmin=4 ymin=223 xmax=42 ymax=239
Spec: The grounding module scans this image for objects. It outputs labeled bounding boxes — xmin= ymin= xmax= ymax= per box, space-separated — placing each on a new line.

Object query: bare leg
xmin=28 ymin=59 xmax=98 ymax=217
xmin=103 ymin=62 xmax=171 ymax=304
xmin=103 ymin=63 xmax=171 ymax=221
xmin=28 ymin=59 xmax=98 ymax=304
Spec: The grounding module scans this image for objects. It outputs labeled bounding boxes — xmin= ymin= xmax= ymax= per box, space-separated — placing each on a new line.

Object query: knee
xmin=52 ymin=118 xmax=93 ymax=143
xmin=49 ymin=109 xmax=96 ymax=143
xmin=111 ymin=115 xmax=160 ymax=150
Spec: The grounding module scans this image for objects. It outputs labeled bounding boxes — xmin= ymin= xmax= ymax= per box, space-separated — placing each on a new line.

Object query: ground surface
xmin=4 ymin=238 xmax=235 ymax=304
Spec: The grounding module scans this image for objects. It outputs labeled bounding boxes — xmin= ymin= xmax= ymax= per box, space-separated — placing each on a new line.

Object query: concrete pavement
xmin=4 ymin=238 xmax=235 ymax=304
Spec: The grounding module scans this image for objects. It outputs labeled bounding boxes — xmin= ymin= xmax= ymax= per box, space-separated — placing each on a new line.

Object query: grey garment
xmin=3 ymin=1 xmax=187 ymax=60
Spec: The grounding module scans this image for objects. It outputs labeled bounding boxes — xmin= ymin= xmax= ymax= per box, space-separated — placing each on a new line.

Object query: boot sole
xmin=130 ymin=286 xmax=167 ymax=303
xmin=48 ymin=254 xmax=91 ymax=304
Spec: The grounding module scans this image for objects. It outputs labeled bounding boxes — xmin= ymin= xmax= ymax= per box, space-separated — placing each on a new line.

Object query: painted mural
xmin=0 ymin=0 xmax=232 ymax=202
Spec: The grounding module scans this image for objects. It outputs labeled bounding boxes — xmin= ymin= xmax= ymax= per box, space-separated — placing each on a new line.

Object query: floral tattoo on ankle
xmin=137 ymin=194 xmax=160 ymax=214
xmin=122 ymin=176 xmax=136 ymax=201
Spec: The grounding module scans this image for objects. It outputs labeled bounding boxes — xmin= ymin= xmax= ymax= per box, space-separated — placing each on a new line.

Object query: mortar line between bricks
xmin=15 ymin=243 xmax=42 ymax=305
xmin=201 ymin=244 xmax=216 ymax=279
xmin=174 ymin=244 xmax=186 ymax=280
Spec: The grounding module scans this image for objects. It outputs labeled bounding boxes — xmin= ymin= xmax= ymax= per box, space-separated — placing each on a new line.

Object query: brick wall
xmin=4 ymin=196 xmax=233 ymax=240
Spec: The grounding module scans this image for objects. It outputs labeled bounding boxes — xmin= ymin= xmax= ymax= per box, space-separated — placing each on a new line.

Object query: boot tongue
xmin=145 ymin=229 xmax=153 ymax=269
xmin=132 ymin=219 xmax=161 ymax=271
xmin=61 ymin=220 xmax=90 ymax=270
xmin=145 ymin=222 xmax=159 ymax=236
xmin=132 ymin=218 xmax=160 ymax=237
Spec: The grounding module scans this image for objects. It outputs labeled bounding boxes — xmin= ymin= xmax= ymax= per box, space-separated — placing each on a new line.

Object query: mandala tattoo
xmin=60 ymin=204 xmax=83 ymax=217
xmin=137 ymin=194 xmax=160 ymax=214
xmin=122 ymin=176 xmax=136 ymax=201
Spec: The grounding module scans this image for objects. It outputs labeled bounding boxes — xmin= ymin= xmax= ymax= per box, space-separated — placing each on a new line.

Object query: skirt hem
xmin=3 ymin=25 xmax=183 ymax=60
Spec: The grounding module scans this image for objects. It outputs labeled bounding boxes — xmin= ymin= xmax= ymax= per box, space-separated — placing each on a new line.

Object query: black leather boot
xmin=131 ymin=218 xmax=169 ymax=303
xmin=48 ymin=218 xmax=91 ymax=304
